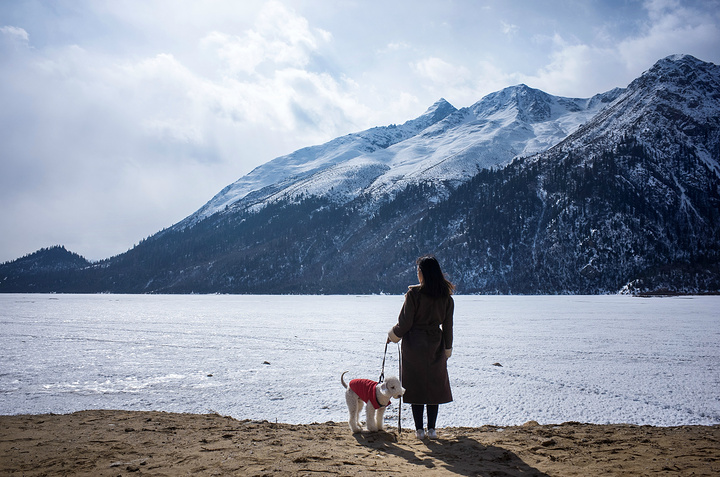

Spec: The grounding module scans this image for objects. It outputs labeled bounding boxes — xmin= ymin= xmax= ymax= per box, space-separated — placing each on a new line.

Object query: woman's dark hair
xmin=417 ymin=255 xmax=455 ymax=298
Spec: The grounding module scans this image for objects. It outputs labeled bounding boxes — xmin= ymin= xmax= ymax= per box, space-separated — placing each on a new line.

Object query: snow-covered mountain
xmin=179 ymin=98 xmax=458 ymax=225
xmin=446 ymin=53 xmax=720 ymax=294
xmin=564 ymin=54 xmax=719 ymax=169
xmin=180 ymin=84 xmax=623 ymax=226
xmin=2 ymin=54 xmax=718 ymax=295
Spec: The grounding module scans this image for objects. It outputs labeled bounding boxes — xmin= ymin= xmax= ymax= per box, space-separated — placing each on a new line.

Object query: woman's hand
xmin=387 ymin=328 xmax=401 ymax=343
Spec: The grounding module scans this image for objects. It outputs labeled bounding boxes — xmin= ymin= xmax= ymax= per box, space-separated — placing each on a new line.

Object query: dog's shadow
xmin=353 ymin=431 xmax=550 ymax=477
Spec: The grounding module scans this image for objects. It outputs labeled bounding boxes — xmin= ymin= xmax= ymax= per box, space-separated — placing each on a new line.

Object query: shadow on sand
xmin=354 ymin=430 xmax=550 ymax=477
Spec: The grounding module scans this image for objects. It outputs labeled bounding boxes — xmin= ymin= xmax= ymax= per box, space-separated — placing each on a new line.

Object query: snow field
xmin=0 ymin=294 xmax=717 ymax=428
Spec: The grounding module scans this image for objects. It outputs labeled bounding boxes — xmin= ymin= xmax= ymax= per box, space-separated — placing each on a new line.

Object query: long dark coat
xmin=391 ymin=285 xmax=454 ymax=405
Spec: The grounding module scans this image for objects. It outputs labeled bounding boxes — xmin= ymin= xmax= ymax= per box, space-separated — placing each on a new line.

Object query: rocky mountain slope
xmin=1 ymin=54 xmax=718 ymax=294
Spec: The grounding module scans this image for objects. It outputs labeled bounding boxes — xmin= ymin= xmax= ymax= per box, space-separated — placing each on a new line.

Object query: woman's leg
xmin=427 ymin=404 xmax=439 ymax=430
xmin=411 ymin=404 xmax=424 ymax=430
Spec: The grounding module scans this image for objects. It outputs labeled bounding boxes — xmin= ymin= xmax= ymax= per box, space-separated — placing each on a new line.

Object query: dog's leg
xmin=366 ymin=405 xmax=378 ymax=432
xmin=346 ymin=390 xmax=362 ymax=433
xmin=356 ymin=399 xmax=365 ymax=431
xmin=375 ymin=406 xmax=386 ymax=431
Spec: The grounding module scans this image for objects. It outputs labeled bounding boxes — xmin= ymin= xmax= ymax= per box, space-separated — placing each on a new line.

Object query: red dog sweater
xmin=349 ymin=379 xmax=388 ymax=409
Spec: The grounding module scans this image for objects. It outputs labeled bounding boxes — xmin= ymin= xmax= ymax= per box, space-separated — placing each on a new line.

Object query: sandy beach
xmin=1 ymin=410 xmax=718 ymax=476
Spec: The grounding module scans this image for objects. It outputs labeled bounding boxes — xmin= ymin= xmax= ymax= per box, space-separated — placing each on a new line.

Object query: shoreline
xmin=2 ymin=410 xmax=719 ymax=476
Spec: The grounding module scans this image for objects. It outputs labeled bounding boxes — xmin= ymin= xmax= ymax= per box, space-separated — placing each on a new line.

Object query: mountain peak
xmin=617 ymin=54 xmax=720 ymax=117
xmin=429 ymin=97 xmax=453 ymax=109
xmin=469 ymin=83 xmax=572 ymax=123
xmin=414 ymin=98 xmax=457 ymax=125
xmin=634 ymin=54 xmax=718 ymax=87
xmin=650 ymin=53 xmax=715 ymax=75
xmin=510 ymin=83 xmax=534 ymax=92
xmin=657 ymin=53 xmax=703 ymax=66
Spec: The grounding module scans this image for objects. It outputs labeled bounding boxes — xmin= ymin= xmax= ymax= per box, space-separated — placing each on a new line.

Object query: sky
xmin=1 ymin=0 xmax=719 ymax=263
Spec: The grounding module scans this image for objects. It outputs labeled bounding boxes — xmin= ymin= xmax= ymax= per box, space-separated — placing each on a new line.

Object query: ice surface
xmin=1 ymin=294 xmax=718 ymax=428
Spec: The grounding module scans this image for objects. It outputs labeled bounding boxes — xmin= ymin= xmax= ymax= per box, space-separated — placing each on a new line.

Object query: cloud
xmin=193 ymin=1 xmax=370 ymax=140
xmin=0 ymin=36 xmax=218 ymax=260
xmin=410 ymin=56 xmax=487 ymax=106
xmin=0 ymin=1 xmax=375 ymax=261
xmin=0 ymin=25 xmax=29 ymax=43
xmin=617 ymin=0 xmax=720 ymax=71
xmin=515 ymin=34 xmax=615 ymax=97
xmin=413 ymin=56 xmax=471 ymax=85
xmin=200 ymin=1 xmax=331 ymax=77
xmin=378 ymin=41 xmax=411 ymax=54
xmin=472 ymin=60 xmax=520 ymax=97
xmin=0 ymin=1 xmax=361 ymax=165
xmin=501 ymin=21 xmax=518 ymax=36
xmin=500 ymin=0 xmax=720 ymax=98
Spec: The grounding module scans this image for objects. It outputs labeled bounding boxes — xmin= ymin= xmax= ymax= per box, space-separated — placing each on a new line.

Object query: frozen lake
xmin=1 ymin=294 xmax=718 ymax=428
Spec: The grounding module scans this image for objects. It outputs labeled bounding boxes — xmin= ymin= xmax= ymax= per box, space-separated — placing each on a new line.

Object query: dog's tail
xmin=341 ymin=371 xmax=349 ymax=389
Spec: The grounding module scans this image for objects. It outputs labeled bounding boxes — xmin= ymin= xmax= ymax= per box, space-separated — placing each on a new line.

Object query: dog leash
xmin=380 ymin=340 xmax=403 ymax=435
xmin=378 ymin=341 xmax=388 ymax=383
xmin=396 ymin=341 xmax=402 ymax=434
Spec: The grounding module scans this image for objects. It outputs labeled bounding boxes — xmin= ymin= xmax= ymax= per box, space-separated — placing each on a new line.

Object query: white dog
xmin=341 ymin=371 xmax=405 ymax=433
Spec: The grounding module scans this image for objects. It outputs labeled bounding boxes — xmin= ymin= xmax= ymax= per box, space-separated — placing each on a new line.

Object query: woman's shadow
xmin=354 ymin=431 xmax=550 ymax=477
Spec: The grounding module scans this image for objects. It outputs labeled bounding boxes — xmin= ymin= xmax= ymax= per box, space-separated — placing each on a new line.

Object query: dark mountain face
xmin=2 ymin=55 xmax=719 ymax=295
xmin=1 ymin=245 xmax=90 ymax=271
xmin=0 ymin=246 xmax=91 ymax=292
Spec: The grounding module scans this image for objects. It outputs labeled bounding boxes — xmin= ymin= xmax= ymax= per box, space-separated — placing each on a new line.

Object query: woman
xmin=388 ymin=255 xmax=454 ymax=439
